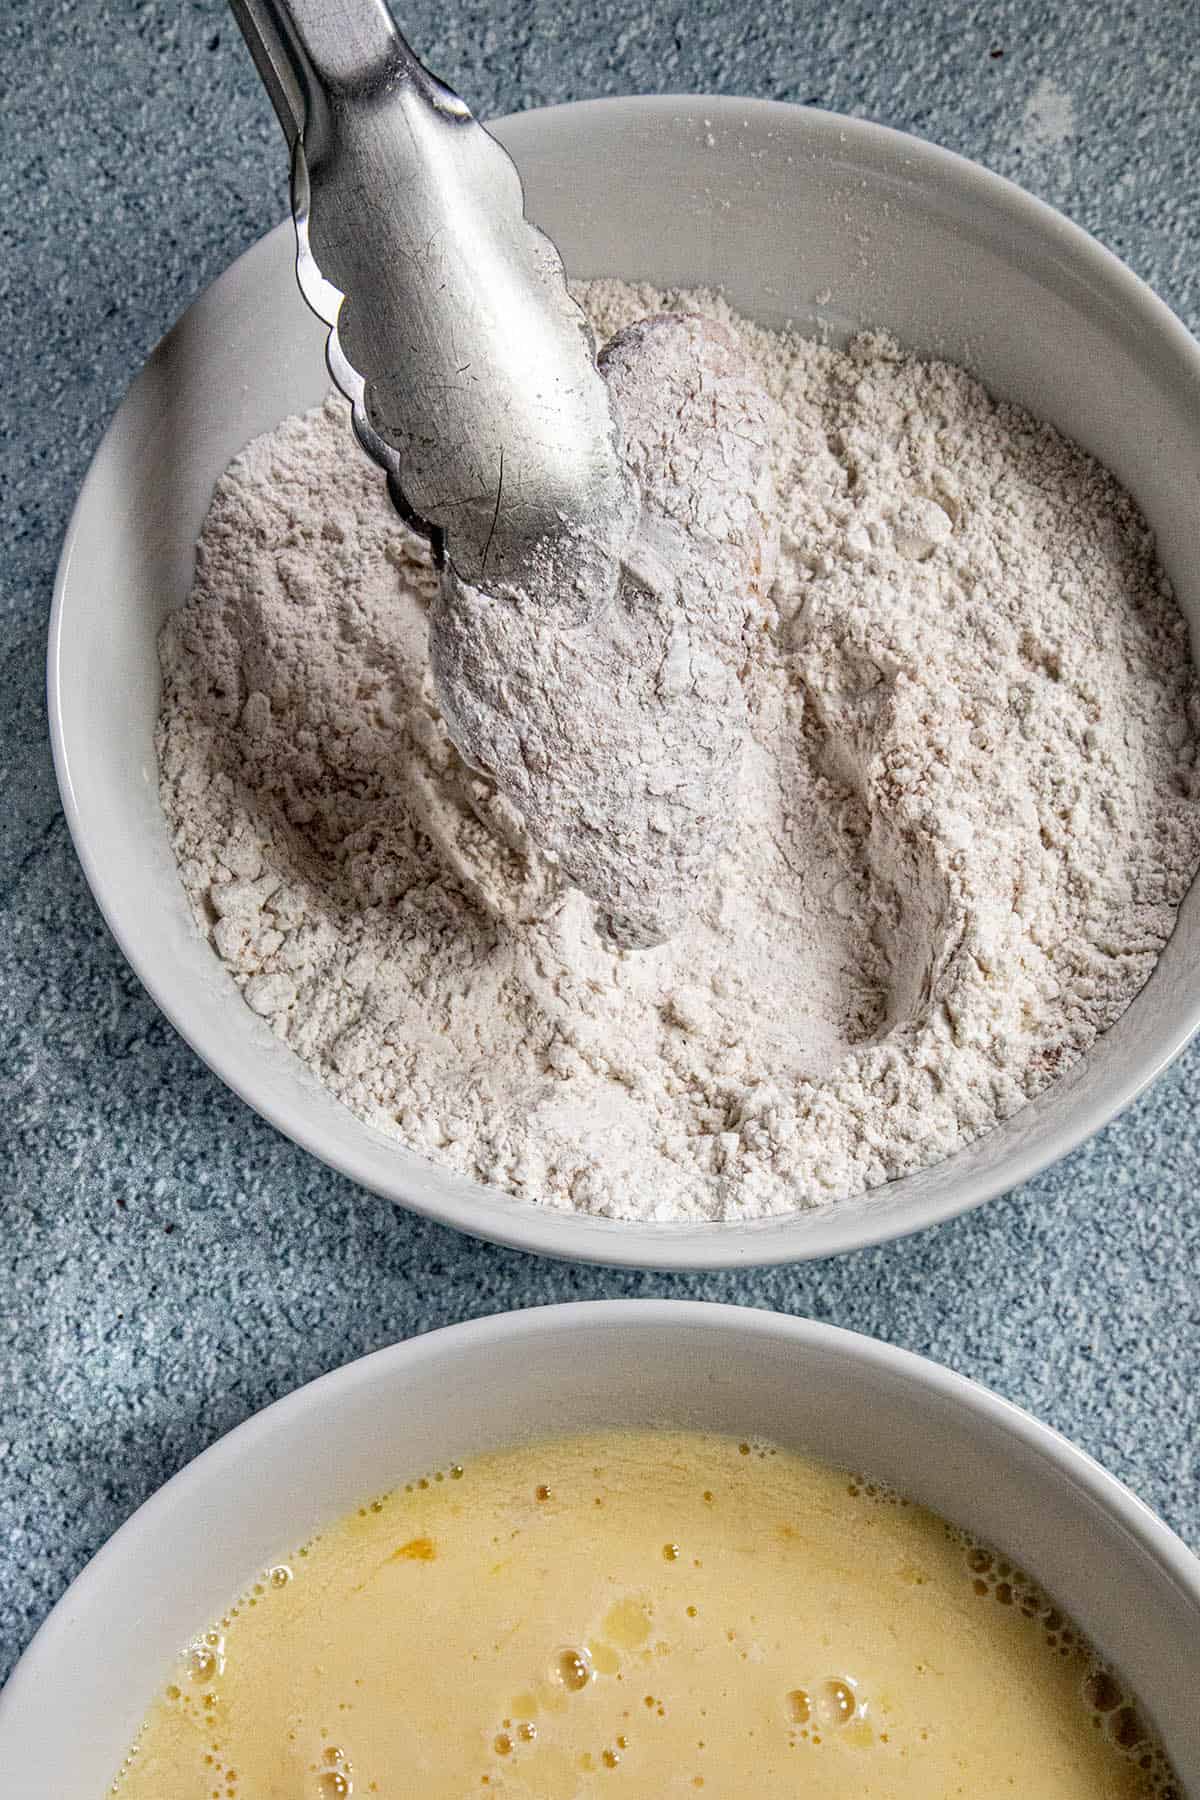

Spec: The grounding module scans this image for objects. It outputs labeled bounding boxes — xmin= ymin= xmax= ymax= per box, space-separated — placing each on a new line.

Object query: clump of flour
xmin=433 ymin=313 xmax=781 ymax=948
xmin=156 ymin=282 xmax=1200 ymax=1221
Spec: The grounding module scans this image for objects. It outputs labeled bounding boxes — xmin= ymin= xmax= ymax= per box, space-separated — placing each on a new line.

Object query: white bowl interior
xmin=50 ymin=96 xmax=1200 ymax=1267
xmin=3 ymin=1304 xmax=1198 ymax=1792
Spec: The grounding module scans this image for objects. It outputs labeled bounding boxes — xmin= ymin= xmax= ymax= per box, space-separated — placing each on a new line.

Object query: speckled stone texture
xmin=2 ymin=0 xmax=1199 ymax=1684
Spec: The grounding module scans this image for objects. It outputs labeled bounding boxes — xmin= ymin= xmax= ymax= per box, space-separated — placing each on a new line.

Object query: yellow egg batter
xmin=110 ymin=1430 xmax=1180 ymax=1798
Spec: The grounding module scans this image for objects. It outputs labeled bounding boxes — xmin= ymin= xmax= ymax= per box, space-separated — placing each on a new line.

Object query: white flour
xmin=1022 ymin=76 xmax=1077 ymax=152
xmin=432 ymin=313 xmax=780 ymax=948
xmin=156 ymin=281 xmax=1200 ymax=1222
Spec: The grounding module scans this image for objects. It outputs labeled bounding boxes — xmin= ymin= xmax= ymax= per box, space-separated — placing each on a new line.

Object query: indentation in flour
xmin=156 ymin=284 xmax=1200 ymax=1223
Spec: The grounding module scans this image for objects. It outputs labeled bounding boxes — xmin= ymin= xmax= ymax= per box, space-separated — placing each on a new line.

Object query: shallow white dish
xmin=2 ymin=1300 xmax=1198 ymax=1792
xmin=49 ymin=95 xmax=1200 ymax=1267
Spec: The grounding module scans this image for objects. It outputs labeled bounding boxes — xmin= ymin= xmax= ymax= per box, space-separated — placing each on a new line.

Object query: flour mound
xmin=156 ymin=283 xmax=1200 ymax=1222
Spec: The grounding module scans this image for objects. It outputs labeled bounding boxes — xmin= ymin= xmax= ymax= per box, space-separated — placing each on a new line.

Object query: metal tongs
xmin=229 ymin=0 xmax=630 ymax=588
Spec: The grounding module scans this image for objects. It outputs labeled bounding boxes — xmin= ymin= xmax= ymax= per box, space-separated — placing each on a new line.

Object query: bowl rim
xmin=5 ymin=1299 xmax=1200 ymax=1741
xmin=47 ymin=93 xmax=1200 ymax=1271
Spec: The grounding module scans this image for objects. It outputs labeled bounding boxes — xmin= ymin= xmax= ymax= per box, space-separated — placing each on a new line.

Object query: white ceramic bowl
xmin=49 ymin=96 xmax=1200 ymax=1268
xmin=2 ymin=1300 xmax=1198 ymax=1792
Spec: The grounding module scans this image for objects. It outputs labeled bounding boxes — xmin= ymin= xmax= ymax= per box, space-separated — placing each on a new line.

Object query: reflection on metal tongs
xmin=228 ymin=0 xmax=631 ymax=588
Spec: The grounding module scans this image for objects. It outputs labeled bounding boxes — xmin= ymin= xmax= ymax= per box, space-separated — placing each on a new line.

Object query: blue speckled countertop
xmin=2 ymin=0 xmax=1199 ymax=1682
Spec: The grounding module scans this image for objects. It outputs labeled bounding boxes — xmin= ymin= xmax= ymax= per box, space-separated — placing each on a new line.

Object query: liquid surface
xmin=111 ymin=1431 xmax=1179 ymax=1798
